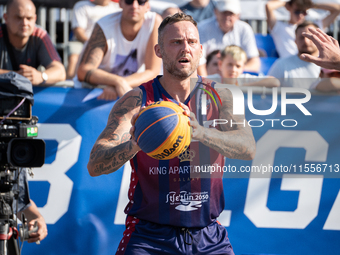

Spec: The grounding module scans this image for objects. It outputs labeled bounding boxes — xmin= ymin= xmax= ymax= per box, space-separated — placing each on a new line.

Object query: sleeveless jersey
xmin=125 ymin=76 xmax=225 ymax=228
xmin=97 ymin=11 xmax=156 ymax=77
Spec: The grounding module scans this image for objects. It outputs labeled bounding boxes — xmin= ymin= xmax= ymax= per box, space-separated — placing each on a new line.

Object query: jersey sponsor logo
xmin=165 ymin=191 xmax=209 ymax=212
xmin=178 ymin=148 xmax=195 ymax=162
xmin=149 ymin=165 xmax=194 ymax=175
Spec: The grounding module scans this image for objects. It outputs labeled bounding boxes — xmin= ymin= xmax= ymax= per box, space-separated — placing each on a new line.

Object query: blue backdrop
xmin=20 ymin=87 xmax=340 ymax=255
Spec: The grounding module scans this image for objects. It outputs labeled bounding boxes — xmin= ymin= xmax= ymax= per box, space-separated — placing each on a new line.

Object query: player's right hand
xmin=129 ymin=107 xmax=145 ymax=152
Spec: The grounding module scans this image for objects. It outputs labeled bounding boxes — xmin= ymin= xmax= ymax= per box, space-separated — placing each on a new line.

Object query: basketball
xmin=134 ymin=101 xmax=191 ymax=160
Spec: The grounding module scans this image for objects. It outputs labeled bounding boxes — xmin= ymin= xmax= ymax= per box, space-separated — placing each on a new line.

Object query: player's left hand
xmin=27 ymin=217 xmax=48 ymax=243
xmin=17 ymin=65 xmax=44 ymax=85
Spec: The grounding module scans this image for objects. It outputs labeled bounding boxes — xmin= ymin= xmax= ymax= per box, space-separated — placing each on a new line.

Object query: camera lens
xmin=11 ymin=142 xmax=35 ymax=165
xmin=7 ymin=138 xmax=45 ymax=167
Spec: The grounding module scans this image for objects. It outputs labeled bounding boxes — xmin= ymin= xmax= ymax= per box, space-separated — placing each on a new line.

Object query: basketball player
xmin=87 ymin=13 xmax=256 ymax=255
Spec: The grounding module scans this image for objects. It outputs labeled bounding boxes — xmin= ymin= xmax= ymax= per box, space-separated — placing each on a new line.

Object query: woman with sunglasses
xmin=265 ymin=0 xmax=340 ymax=58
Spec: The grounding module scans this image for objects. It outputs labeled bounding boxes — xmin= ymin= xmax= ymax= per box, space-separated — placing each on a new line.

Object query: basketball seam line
xmin=136 ymin=112 xmax=180 ymax=143
xmin=147 ymin=114 xmax=189 ymax=156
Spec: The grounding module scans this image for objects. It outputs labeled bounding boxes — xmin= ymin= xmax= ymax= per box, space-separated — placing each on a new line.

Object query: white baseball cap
xmin=215 ymin=0 xmax=241 ymax=15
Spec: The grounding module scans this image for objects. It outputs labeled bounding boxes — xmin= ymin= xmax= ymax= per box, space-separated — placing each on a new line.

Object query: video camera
xmin=0 ymin=72 xmax=45 ymax=254
xmin=0 ymin=72 xmax=45 ymax=174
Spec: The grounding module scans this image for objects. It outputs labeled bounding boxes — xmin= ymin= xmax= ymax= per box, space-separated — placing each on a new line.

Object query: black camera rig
xmin=0 ymin=72 xmax=45 ymax=255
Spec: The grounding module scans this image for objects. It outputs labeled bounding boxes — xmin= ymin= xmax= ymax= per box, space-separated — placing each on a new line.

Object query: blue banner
xmin=21 ymin=87 xmax=340 ymax=255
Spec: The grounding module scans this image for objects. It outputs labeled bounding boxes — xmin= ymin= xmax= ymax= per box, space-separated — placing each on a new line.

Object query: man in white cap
xmin=197 ymin=0 xmax=260 ymax=75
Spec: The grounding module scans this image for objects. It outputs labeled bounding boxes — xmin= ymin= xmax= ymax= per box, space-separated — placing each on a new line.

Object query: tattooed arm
xmin=77 ymin=24 xmax=131 ymax=98
xmin=190 ymin=88 xmax=256 ymax=160
xmin=87 ymin=88 xmax=143 ymax=176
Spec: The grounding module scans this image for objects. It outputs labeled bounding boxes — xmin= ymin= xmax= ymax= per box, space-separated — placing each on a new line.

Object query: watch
xmin=41 ymin=72 xmax=48 ymax=84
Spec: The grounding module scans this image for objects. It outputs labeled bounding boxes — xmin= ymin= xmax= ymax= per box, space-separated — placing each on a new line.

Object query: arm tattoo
xmin=80 ymin=24 xmax=107 ymax=66
xmin=121 ymin=132 xmax=131 ymax=143
xmin=89 ymin=90 xmax=143 ymax=175
xmin=84 ymin=69 xmax=95 ymax=84
xmin=200 ymin=88 xmax=255 ymax=160
xmin=93 ymin=141 xmax=136 ymax=175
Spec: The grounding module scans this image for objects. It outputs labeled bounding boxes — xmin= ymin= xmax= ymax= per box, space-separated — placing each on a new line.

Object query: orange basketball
xmin=134 ymin=101 xmax=191 ymax=160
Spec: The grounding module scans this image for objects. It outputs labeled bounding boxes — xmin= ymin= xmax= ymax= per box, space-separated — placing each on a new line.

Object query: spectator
xmin=266 ymin=0 xmax=340 ymax=58
xmin=77 ymin=0 xmax=162 ymax=100
xmin=206 ymin=49 xmax=221 ymax=75
xmin=180 ymin=0 xmax=215 ymax=23
xmin=208 ymin=45 xmax=279 ymax=87
xmin=0 ymin=0 xmax=66 ymax=85
xmin=66 ymin=0 xmax=121 ymax=79
xmin=268 ymin=21 xmax=321 ymax=88
xmin=301 ymin=27 xmax=340 ymax=71
xmin=310 ymin=68 xmax=340 ymax=92
xmin=161 ymin=7 xmax=182 ymax=20
xmin=198 ymin=0 xmax=260 ymax=76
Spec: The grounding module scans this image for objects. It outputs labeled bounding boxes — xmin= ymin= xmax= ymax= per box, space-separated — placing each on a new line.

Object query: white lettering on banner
xmin=323 ymin=190 xmax=340 ymax=230
xmin=212 ymin=85 xmax=311 ymax=116
xmin=281 ymin=88 xmax=311 ymax=116
xmin=247 ymin=87 xmax=278 ymax=116
xmin=114 ymin=132 xmax=339 ymax=229
xmin=28 ymin=124 xmax=81 ymax=224
xmin=244 ymin=130 xmax=327 ymax=229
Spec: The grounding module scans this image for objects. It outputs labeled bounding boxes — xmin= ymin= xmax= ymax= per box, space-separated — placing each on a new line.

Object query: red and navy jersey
xmin=0 ymin=25 xmax=61 ymax=70
xmin=126 ymin=75 xmax=225 ymax=228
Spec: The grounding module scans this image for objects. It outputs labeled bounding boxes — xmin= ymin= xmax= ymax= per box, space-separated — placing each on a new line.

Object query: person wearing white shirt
xmin=268 ymin=21 xmax=321 ymax=89
xmin=197 ymin=0 xmax=260 ymax=76
xmin=266 ymin=0 xmax=340 ymax=58
xmin=66 ymin=0 xmax=121 ymax=79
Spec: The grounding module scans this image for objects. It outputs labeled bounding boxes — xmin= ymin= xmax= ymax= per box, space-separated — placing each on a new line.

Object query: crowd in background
xmin=1 ymin=0 xmax=340 ymax=248
xmin=2 ymin=0 xmax=340 ymax=98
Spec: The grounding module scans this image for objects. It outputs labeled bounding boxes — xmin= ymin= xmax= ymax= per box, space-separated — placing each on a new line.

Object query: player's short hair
xmin=295 ymin=21 xmax=319 ymax=35
xmin=220 ymin=45 xmax=247 ymax=63
xmin=287 ymin=0 xmax=313 ymax=10
xmin=158 ymin=12 xmax=197 ymax=47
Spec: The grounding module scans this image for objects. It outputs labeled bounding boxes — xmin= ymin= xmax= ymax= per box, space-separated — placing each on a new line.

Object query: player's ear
xmin=155 ymin=44 xmax=162 ymax=58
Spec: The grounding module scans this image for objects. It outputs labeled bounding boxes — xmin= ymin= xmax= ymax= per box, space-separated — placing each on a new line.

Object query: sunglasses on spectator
xmin=294 ymin=10 xmax=307 ymax=16
xmin=124 ymin=0 xmax=147 ymax=5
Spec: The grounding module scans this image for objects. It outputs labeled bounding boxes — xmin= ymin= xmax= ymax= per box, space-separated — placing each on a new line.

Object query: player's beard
xmin=162 ymin=51 xmax=199 ymax=79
